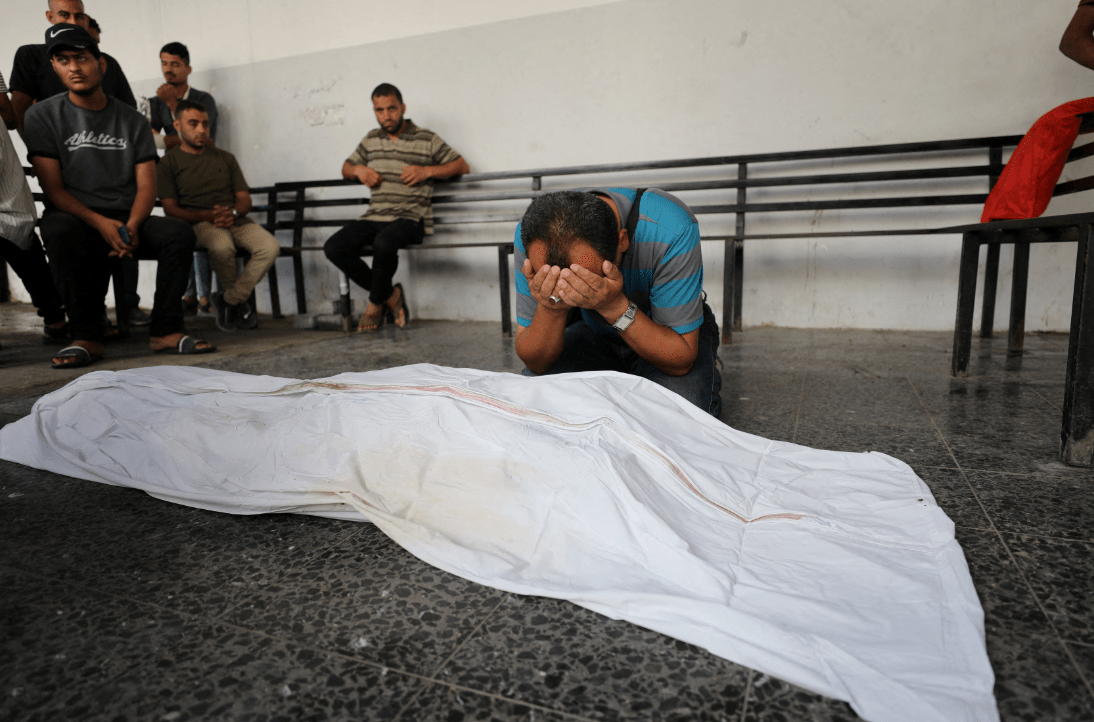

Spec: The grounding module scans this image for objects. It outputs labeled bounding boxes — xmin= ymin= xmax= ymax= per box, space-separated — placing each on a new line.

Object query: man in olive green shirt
xmin=156 ymin=99 xmax=279 ymax=331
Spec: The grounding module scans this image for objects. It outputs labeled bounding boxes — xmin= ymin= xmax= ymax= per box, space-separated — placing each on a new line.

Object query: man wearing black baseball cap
xmin=24 ymin=24 xmax=216 ymax=368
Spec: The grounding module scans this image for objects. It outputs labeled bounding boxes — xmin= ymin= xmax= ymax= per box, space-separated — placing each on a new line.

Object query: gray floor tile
xmin=438 ymin=594 xmax=750 ymax=722
xmin=988 ymin=632 xmax=1094 ymax=722
xmin=790 ymin=418 xmax=955 ymax=469
xmin=220 ymin=529 xmax=507 ymax=678
xmin=1 ymin=464 xmax=366 ymax=619
xmin=953 ymin=528 xmax=1053 ymax=640
xmin=0 ymin=570 xmax=421 ymax=722
xmin=1004 ymin=532 xmax=1094 ymax=646
xmin=741 ymin=673 xmax=859 ymax=722
xmin=966 ymin=471 xmax=1094 ymax=542
xmin=396 ymin=684 xmax=593 ymax=722
xmin=915 ymin=466 xmax=993 ymax=530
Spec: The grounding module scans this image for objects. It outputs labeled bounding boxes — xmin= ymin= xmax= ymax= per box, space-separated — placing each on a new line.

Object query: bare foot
xmin=357 ymin=302 xmax=385 ymax=332
xmin=150 ymin=332 xmax=215 ymax=353
xmin=52 ymin=339 xmax=103 ymax=368
xmin=386 ymin=284 xmax=408 ymax=328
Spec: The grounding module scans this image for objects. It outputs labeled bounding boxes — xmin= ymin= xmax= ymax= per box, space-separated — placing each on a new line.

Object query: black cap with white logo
xmin=44 ymin=23 xmax=100 ymax=57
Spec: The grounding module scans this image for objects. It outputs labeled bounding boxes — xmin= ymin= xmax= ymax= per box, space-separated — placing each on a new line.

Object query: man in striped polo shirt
xmin=324 ymin=83 xmax=469 ymax=332
xmin=514 ymin=189 xmax=722 ymax=417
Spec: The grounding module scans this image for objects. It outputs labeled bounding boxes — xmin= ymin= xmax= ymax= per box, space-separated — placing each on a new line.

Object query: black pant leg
xmin=0 ymin=233 xmax=65 ymax=324
xmin=369 ymin=219 xmax=424 ymax=305
xmin=39 ymin=210 xmax=110 ymax=342
xmin=136 ymin=215 xmax=195 ymax=338
xmin=121 ymin=256 xmax=140 ymax=308
xmin=323 ymin=220 xmax=382 ymax=292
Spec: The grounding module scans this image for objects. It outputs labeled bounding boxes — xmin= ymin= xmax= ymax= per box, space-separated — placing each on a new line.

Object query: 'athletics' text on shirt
xmin=64 ymin=131 xmax=128 ymax=151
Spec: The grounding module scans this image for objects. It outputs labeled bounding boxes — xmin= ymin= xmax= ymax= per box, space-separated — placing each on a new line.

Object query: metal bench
xmin=266 ymin=133 xmax=1022 ymax=338
xmin=947 ymin=112 xmax=1094 ymax=465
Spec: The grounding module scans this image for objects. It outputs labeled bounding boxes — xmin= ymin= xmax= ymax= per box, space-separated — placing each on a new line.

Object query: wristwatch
xmin=611 ymin=301 xmax=639 ymax=332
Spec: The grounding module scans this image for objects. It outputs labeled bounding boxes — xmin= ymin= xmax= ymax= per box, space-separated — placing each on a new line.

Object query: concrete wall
xmin=5 ymin=0 xmax=1092 ymax=330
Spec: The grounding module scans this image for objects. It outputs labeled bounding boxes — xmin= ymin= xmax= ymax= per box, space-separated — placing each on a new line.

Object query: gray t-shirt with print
xmin=24 ymin=94 xmax=158 ymax=211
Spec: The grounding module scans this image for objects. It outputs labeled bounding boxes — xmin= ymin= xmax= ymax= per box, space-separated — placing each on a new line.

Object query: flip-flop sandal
xmin=390 ymin=283 xmax=410 ymax=328
xmin=356 ymin=305 xmax=385 ymax=333
xmin=51 ymin=345 xmax=103 ymax=369
xmin=153 ymin=335 xmax=217 ymax=355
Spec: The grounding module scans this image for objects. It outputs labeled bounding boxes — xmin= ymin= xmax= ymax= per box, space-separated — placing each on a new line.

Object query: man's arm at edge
xmin=1061 ymin=4 xmax=1094 ymax=70
xmin=11 ymin=91 xmax=34 ymax=139
xmin=0 ymin=93 xmax=16 ymax=130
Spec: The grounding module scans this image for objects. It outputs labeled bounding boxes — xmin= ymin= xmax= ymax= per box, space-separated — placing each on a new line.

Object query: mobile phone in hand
xmin=117 ymin=225 xmax=131 ymax=246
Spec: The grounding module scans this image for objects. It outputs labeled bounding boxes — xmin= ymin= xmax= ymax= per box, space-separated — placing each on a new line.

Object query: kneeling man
xmin=514 ymin=189 xmax=722 ymax=416
xmin=25 ymin=24 xmax=213 ymax=368
xmin=157 ymin=99 xmax=279 ymax=331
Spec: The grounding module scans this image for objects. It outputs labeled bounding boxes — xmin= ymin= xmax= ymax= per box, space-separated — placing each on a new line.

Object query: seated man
xmin=514 ymin=189 xmax=722 ymax=416
xmin=324 ymin=83 xmax=468 ymax=332
xmin=0 ymin=71 xmax=67 ymax=341
xmin=25 ymin=24 xmax=214 ymax=368
xmin=149 ymin=42 xmax=218 ymax=151
xmin=157 ymin=99 xmax=279 ymax=331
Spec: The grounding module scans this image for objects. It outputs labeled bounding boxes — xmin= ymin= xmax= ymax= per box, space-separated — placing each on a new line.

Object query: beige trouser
xmin=193 ymin=221 xmax=279 ymax=306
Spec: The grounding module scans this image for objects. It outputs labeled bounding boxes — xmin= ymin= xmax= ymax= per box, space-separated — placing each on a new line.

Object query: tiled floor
xmin=1 ymin=304 xmax=1092 ymax=721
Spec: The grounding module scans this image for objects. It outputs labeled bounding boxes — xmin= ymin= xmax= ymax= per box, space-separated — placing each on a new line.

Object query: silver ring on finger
xmin=549 ymin=295 xmax=562 ymax=305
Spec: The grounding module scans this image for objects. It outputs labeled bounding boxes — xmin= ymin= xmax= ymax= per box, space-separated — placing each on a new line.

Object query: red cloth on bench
xmin=981 ymin=97 xmax=1094 ymax=222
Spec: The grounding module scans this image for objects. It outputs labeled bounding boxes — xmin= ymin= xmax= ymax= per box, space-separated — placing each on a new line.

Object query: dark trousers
xmin=39 ymin=209 xmax=195 ymax=341
xmin=323 ymin=218 xmax=425 ymax=305
xmin=523 ymin=302 xmax=724 ymax=417
xmin=0 ymin=233 xmax=65 ymax=325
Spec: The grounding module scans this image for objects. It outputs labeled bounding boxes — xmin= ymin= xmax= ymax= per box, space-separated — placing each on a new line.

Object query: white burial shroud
xmin=0 ymin=364 xmax=997 ymax=722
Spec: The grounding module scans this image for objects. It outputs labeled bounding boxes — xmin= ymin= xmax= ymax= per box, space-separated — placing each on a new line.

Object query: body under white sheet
xmin=0 ymin=364 xmax=998 ymax=722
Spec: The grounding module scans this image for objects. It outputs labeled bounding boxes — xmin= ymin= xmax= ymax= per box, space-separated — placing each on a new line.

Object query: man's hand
xmin=94 ymin=217 xmax=133 ymax=258
xmin=155 ymin=83 xmax=180 ymax=110
xmin=522 ymin=259 xmax=572 ymax=314
xmin=555 ymin=260 xmax=629 ymax=322
xmin=401 ymin=165 xmax=433 ymax=187
xmin=352 ymin=165 xmax=382 ymax=188
xmin=210 ymin=205 xmax=235 ymax=228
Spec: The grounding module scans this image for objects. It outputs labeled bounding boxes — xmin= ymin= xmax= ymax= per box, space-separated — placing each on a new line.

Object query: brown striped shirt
xmin=346 ymin=119 xmax=460 ymax=234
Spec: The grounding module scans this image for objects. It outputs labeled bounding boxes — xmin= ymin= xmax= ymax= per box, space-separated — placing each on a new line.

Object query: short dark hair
xmin=371 ymin=83 xmax=402 ymax=103
xmin=87 ymin=16 xmax=100 ymax=32
xmin=519 ymin=191 xmax=620 ymax=268
xmin=161 ymin=42 xmax=189 ymax=64
xmin=175 ymin=99 xmax=207 ymax=117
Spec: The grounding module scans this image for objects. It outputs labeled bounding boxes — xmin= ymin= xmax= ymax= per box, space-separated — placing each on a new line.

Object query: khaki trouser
xmin=193 ymin=220 xmax=279 ymax=306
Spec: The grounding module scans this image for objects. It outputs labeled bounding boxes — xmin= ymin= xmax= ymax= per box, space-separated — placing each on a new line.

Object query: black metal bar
xmin=268 ymin=135 xmax=1023 ymax=189
xmin=297 ymin=198 xmax=369 ymax=209
xmin=733 ymin=163 xmax=747 ymax=333
xmin=291 ymin=187 xmax=307 ymax=315
xmin=980 ymin=242 xmax=1000 ymax=337
xmin=498 ymin=244 xmax=513 ymax=337
xmin=431 ymin=165 xmax=998 ymax=203
xmin=1054 ymin=175 xmax=1094 ymax=197
xmin=1066 ymin=141 xmax=1094 ymax=163
xmin=1061 ymin=224 xmax=1094 ymax=466
xmin=264 ymin=189 xmax=283 ymax=319
xmin=722 ymin=239 xmax=735 ymax=344
xmin=988 ymin=146 xmax=1003 ymax=189
xmin=951 ymin=232 xmax=980 ymax=376
xmin=689 ymin=193 xmax=989 ymax=216
xmin=1007 ymin=242 xmax=1030 ymax=355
